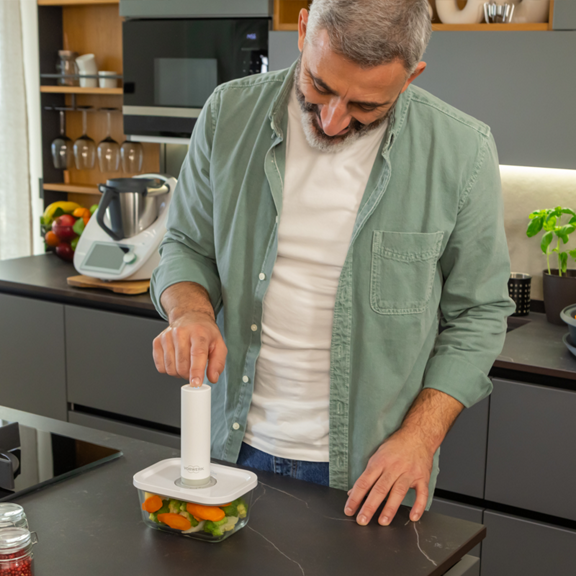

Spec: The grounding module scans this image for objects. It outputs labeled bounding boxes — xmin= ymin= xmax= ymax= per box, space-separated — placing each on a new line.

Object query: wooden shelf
xmin=38 ymin=0 xmax=119 ymax=5
xmin=40 ymin=86 xmax=122 ymax=95
xmin=43 ymin=183 xmax=99 ymax=195
xmin=432 ymin=23 xmax=549 ymax=31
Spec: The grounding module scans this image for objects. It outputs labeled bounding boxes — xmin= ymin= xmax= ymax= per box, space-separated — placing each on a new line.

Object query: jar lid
xmin=58 ymin=50 xmax=78 ymax=58
xmin=0 ymin=504 xmax=25 ymax=528
xmin=0 ymin=528 xmax=31 ymax=552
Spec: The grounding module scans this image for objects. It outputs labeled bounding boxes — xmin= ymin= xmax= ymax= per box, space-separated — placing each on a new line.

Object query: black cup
xmin=508 ymin=273 xmax=531 ymax=317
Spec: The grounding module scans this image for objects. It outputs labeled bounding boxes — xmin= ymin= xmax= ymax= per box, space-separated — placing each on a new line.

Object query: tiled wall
xmin=501 ymin=166 xmax=576 ymax=300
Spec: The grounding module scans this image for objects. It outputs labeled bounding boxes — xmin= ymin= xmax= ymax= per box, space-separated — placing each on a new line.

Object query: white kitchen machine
xmin=73 ymin=173 xmax=177 ymax=281
xmin=133 ymin=384 xmax=258 ymax=542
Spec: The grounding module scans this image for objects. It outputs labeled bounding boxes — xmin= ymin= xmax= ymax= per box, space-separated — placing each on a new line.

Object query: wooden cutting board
xmin=67 ymin=275 xmax=150 ymax=295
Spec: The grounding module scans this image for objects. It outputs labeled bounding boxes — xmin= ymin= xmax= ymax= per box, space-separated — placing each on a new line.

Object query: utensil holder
xmin=508 ymin=273 xmax=531 ymax=316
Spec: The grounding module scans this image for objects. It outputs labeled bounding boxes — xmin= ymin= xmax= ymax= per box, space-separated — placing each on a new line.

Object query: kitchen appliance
xmin=0 ymin=420 xmax=121 ymax=501
xmin=133 ymin=384 xmax=258 ymax=542
xmin=122 ymin=18 xmax=269 ymax=141
xmin=73 ymin=173 xmax=177 ymax=281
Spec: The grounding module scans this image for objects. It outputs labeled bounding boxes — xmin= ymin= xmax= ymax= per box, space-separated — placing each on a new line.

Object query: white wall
xmin=501 ymin=165 xmax=576 ymax=300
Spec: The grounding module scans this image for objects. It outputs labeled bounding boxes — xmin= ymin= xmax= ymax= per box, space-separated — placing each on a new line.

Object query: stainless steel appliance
xmin=122 ymin=18 xmax=270 ymax=142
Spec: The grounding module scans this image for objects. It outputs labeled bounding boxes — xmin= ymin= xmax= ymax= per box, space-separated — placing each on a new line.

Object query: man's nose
xmin=319 ymin=99 xmax=351 ymax=137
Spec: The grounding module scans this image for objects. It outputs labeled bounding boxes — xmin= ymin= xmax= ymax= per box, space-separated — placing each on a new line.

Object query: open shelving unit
xmin=273 ymin=0 xmax=556 ymax=31
xmin=38 ymin=0 xmax=160 ymax=211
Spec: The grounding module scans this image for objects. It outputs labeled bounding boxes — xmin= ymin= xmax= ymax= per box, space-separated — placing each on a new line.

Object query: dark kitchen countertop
xmin=0 ymin=406 xmax=482 ymax=576
xmin=0 ymin=254 xmax=575 ymax=382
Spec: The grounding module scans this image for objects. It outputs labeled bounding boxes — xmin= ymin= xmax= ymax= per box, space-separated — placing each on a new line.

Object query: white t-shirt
xmin=244 ymin=86 xmax=388 ymax=461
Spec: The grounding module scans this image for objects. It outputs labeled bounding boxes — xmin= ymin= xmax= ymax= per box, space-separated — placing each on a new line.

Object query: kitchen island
xmin=1 ymin=406 xmax=481 ymax=576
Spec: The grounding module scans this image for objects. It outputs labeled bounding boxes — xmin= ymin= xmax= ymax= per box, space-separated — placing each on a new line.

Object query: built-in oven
xmin=122 ymin=18 xmax=270 ymax=142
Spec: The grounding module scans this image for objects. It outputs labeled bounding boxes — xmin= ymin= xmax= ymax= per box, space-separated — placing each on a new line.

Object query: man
xmin=151 ymin=0 xmax=514 ymax=528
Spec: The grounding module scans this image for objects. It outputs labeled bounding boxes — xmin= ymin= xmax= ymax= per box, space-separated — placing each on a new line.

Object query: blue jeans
xmin=236 ymin=442 xmax=329 ymax=487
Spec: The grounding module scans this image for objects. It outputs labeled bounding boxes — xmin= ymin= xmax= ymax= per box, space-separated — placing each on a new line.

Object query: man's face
xmin=295 ymin=12 xmax=426 ymax=152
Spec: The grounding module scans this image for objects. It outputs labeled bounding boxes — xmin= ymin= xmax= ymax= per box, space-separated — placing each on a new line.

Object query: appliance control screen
xmin=83 ymin=243 xmax=131 ymax=272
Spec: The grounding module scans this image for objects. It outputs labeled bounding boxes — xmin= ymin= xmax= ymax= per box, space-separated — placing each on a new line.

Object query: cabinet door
xmin=481 ymin=511 xmax=576 ymax=576
xmin=486 ymin=378 xmax=576 ymax=521
xmin=0 ymin=293 xmax=66 ymax=420
xmin=65 ymin=305 xmax=180 ymax=427
xmin=436 ymin=397 xmax=489 ymax=498
xmin=444 ymin=555 xmax=480 ymax=576
xmin=269 ymin=31 xmax=299 ymax=71
xmin=430 ymin=498 xmax=483 ymax=557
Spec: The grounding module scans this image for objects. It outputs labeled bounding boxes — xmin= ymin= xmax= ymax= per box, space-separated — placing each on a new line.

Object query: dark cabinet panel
xmin=481 ymin=511 xmax=576 ymax=576
xmin=65 ymin=305 xmax=181 ymax=427
xmin=430 ymin=498 xmax=483 ymax=557
xmin=486 ymin=378 xmax=576 ymax=521
xmin=444 ymin=555 xmax=480 ymax=576
xmin=553 ymin=1 xmax=576 ymax=29
xmin=436 ymin=397 xmax=489 ymax=499
xmin=0 ymin=293 xmax=66 ymax=420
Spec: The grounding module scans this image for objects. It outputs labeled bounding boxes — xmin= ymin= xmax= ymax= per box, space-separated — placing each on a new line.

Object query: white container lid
xmin=133 ymin=459 xmax=257 ymax=505
xmin=0 ymin=504 xmax=25 ymax=528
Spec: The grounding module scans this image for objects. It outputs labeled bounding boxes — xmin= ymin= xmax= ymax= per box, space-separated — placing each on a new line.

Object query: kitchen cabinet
xmin=268 ymin=30 xmax=576 ymax=170
xmin=481 ymin=510 xmax=576 ymax=576
xmin=444 ymin=556 xmax=480 ymax=576
xmin=435 ymin=397 xmax=489 ymax=499
xmin=485 ymin=378 xmax=576 ymax=521
xmin=120 ymin=0 xmax=272 ymax=18
xmin=553 ymin=1 xmax=576 ymax=29
xmin=0 ymin=293 xmax=67 ymax=421
xmin=65 ymin=305 xmax=181 ymax=428
xmin=430 ymin=498 xmax=483 ymax=557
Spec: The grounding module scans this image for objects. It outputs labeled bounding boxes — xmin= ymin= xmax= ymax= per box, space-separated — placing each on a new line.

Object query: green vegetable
xmin=179 ymin=510 xmax=199 ymax=527
xmin=149 ymin=501 xmax=170 ymax=524
xmin=72 ymin=217 xmax=85 ymax=236
xmin=203 ymin=516 xmax=239 ymax=537
xmin=236 ymin=498 xmax=248 ymax=519
xmin=527 ymin=207 xmax=576 ymax=276
xmin=168 ymin=499 xmax=183 ymax=514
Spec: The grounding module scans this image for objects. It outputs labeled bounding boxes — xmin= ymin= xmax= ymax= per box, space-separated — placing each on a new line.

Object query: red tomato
xmin=52 ymin=215 xmax=78 ymax=241
xmin=55 ymin=242 xmax=74 ymax=262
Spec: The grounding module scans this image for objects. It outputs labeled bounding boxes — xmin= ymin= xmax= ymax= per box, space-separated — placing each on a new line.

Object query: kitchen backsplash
xmin=501 ymin=165 xmax=576 ymax=300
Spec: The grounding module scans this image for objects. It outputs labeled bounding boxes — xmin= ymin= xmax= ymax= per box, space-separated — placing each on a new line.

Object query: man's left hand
xmin=344 ymin=428 xmax=434 ymax=526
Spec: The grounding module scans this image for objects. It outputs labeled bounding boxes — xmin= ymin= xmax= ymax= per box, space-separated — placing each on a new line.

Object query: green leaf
xmin=559 ymin=251 xmax=568 ymax=274
xmin=52 ymin=207 xmax=65 ymax=219
xmin=570 ymin=216 xmax=576 ymax=226
xmin=556 ymin=225 xmax=575 ymax=244
xmin=543 ymin=216 xmax=557 ymax=231
xmin=562 ymin=208 xmax=576 ymax=218
xmin=541 ymin=231 xmax=554 ymax=253
xmin=527 ymin=216 xmax=544 ymax=237
xmin=72 ymin=217 xmax=85 ymax=236
xmin=569 ymin=249 xmax=576 ymax=261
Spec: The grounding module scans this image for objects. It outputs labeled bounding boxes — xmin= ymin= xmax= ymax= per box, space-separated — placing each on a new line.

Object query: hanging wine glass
xmin=51 ymin=110 xmax=73 ymax=170
xmin=97 ymin=108 xmax=120 ymax=172
xmin=73 ymin=107 xmax=96 ymax=170
xmin=120 ymin=140 xmax=144 ymax=174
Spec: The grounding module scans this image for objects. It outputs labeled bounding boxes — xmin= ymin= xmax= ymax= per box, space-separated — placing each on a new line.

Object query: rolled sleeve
xmin=150 ymin=93 xmax=222 ymax=320
xmin=423 ymin=133 xmax=515 ymax=408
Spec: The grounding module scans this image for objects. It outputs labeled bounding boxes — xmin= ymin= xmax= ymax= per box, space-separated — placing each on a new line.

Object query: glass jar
xmin=0 ymin=504 xmax=28 ymax=530
xmin=0 ymin=527 xmax=37 ymax=576
xmin=57 ymin=50 xmax=79 ymax=86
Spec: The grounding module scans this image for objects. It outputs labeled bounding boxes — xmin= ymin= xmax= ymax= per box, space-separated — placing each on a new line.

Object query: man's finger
xmin=409 ymin=480 xmax=429 ymax=522
xmin=152 ymin=333 xmax=167 ymax=373
xmin=344 ymin=468 xmax=380 ymax=517
xmin=189 ymin=334 xmax=209 ymax=386
xmin=378 ymin=476 xmax=411 ymax=526
xmin=206 ymin=338 xmax=227 ymax=383
xmin=161 ymin=328 xmax=178 ymax=377
xmin=356 ymin=472 xmax=397 ymax=526
xmin=172 ymin=327 xmax=191 ymax=379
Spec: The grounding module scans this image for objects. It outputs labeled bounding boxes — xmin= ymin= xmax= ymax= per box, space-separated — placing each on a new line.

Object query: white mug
xmin=76 ymin=53 xmax=98 ymax=88
xmin=98 ymin=71 xmax=118 ymax=89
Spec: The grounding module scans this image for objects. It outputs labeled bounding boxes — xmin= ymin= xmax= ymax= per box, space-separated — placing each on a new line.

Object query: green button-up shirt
xmin=150 ymin=63 xmax=514 ymax=506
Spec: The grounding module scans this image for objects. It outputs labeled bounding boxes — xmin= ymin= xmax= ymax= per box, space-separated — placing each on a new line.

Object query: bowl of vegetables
xmin=134 ymin=459 xmax=257 ymax=543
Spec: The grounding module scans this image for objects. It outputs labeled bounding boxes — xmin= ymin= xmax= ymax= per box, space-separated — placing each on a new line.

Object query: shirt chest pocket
xmin=370 ymin=230 xmax=444 ymax=315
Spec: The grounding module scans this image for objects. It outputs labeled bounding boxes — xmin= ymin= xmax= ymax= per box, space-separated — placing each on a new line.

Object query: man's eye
xmin=313 ymin=82 xmax=328 ymax=94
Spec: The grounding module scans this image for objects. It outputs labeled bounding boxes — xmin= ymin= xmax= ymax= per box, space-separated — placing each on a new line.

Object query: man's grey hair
xmin=306 ymin=0 xmax=432 ymax=75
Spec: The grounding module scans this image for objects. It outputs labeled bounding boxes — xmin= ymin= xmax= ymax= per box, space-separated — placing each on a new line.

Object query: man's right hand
xmin=153 ymin=282 xmax=227 ymax=386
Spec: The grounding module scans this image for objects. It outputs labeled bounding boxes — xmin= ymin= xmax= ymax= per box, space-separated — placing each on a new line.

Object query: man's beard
xmin=293 ymin=59 xmax=396 ymax=154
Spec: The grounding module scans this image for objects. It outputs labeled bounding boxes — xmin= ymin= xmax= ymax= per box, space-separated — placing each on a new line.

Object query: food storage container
xmin=0 ymin=527 xmax=38 ymax=576
xmin=0 ymin=504 xmax=28 ymax=530
xmin=134 ymin=459 xmax=257 ymax=543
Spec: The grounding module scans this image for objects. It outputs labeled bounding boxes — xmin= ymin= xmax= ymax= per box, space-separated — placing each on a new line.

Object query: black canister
xmin=508 ymin=273 xmax=531 ymax=316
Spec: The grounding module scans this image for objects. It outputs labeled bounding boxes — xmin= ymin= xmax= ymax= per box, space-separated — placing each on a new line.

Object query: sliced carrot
xmin=157 ymin=513 xmax=192 ymax=531
xmin=186 ymin=502 xmax=225 ymax=522
xmin=142 ymin=494 xmax=163 ymax=513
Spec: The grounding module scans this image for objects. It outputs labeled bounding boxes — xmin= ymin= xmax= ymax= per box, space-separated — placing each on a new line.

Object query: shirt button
xmin=232 ymin=422 xmax=240 ymax=431
xmin=242 ymin=375 xmax=249 ymax=383
xmin=251 ymin=324 xmax=258 ymax=332
xmin=259 ymin=273 xmax=266 ymax=281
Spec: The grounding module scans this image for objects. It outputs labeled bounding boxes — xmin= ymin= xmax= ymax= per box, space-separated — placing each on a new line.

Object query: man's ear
xmin=297 ymin=9 xmax=309 ymax=52
xmin=402 ymin=61 xmax=427 ymax=93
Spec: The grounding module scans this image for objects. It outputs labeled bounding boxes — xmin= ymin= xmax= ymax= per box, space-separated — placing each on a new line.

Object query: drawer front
xmin=481 ymin=511 xmax=576 ymax=576
xmin=444 ymin=555 xmax=480 ymax=576
xmin=436 ymin=397 xmax=489 ymax=498
xmin=430 ymin=499 xmax=483 ymax=558
xmin=486 ymin=378 xmax=576 ymax=520
xmin=68 ymin=411 xmax=180 ymax=449
xmin=0 ymin=293 xmax=66 ymax=420
xmin=65 ymin=305 xmax=180 ymax=427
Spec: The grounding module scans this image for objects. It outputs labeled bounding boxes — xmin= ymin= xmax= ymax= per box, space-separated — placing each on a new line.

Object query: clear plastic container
xmin=0 ymin=504 xmax=28 ymax=530
xmin=0 ymin=527 xmax=37 ymax=576
xmin=134 ymin=459 xmax=257 ymax=543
